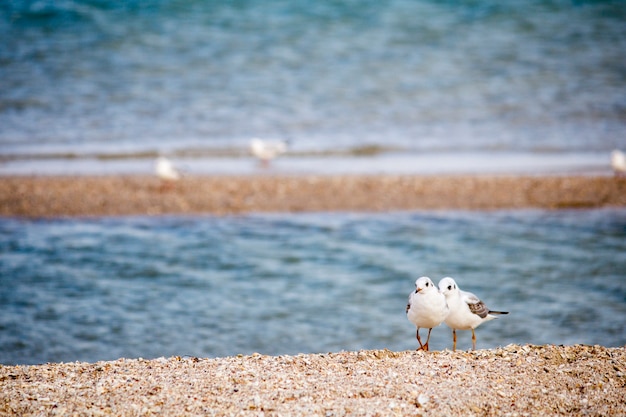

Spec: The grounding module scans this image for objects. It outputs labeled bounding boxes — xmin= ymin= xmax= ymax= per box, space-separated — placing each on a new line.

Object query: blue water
xmin=1 ymin=209 xmax=625 ymax=365
xmin=1 ymin=0 xmax=625 ymax=173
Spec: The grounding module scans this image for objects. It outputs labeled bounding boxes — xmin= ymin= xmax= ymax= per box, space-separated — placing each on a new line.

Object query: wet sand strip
xmin=0 ymin=175 xmax=625 ymax=217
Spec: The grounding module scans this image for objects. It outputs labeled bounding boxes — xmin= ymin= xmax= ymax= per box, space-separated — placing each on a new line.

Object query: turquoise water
xmin=1 ymin=0 xmax=625 ymax=166
xmin=1 ymin=209 xmax=625 ymax=365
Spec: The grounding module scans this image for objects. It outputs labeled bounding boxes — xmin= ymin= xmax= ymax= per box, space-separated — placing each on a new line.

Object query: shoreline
xmin=1 ymin=174 xmax=625 ymax=217
xmin=1 ymin=344 xmax=624 ymax=415
xmin=0 ymin=150 xmax=610 ymax=177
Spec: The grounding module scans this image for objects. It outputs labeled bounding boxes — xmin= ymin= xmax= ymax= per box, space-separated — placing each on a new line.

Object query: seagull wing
xmin=462 ymin=290 xmax=490 ymax=319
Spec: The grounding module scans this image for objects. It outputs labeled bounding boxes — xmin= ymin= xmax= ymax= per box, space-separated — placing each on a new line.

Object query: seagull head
xmin=414 ymin=276 xmax=436 ymax=294
xmin=438 ymin=277 xmax=458 ymax=297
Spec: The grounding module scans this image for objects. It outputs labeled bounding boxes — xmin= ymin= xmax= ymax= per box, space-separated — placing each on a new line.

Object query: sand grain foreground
xmin=1 ymin=345 xmax=624 ymax=416
xmin=1 ymin=175 xmax=625 ymax=217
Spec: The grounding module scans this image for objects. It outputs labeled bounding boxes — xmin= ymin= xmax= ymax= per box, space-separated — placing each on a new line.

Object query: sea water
xmin=1 ymin=0 xmax=625 ymax=174
xmin=1 ymin=209 xmax=625 ymax=365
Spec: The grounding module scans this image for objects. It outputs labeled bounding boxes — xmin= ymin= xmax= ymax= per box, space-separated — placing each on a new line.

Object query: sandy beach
xmin=1 ymin=344 xmax=625 ymax=416
xmin=1 ymin=174 xmax=625 ymax=217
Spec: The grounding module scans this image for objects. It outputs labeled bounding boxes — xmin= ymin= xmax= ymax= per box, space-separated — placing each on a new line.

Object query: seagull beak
xmin=415 ymin=288 xmax=422 ymax=293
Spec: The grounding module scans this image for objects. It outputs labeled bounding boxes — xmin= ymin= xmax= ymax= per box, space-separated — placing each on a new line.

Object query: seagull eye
xmin=425 ymin=282 xmax=429 ymax=287
xmin=447 ymin=285 xmax=452 ymax=291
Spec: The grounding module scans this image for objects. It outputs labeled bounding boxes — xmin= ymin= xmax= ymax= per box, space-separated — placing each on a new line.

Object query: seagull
xmin=154 ymin=156 xmax=181 ymax=182
xmin=249 ymin=138 xmax=288 ymax=166
xmin=611 ymin=150 xmax=626 ymax=177
xmin=438 ymin=277 xmax=508 ymax=351
xmin=406 ymin=276 xmax=449 ymax=351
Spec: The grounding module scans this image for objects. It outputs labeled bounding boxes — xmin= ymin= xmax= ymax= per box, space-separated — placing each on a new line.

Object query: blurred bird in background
xmin=611 ymin=149 xmax=626 ymax=177
xmin=249 ymin=138 xmax=288 ymax=167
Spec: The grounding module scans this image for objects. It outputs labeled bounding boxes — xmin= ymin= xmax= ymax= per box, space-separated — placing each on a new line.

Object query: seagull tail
xmin=489 ymin=310 xmax=509 ymax=315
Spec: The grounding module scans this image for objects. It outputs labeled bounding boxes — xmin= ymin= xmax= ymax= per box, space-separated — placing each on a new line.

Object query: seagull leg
xmin=452 ymin=329 xmax=457 ymax=351
xmin=471 ymin=329 xmax=476 ymax=351
xmin=416 ymin=328 xmax=425 ymax=351
xmin=424 ymin=328 xmax=433 ymax=351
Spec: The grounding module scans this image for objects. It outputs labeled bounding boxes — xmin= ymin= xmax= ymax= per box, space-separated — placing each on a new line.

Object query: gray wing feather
xmin=463 ymin=291 xmax=490 ymax=318
xmin=467 ymin=300 xmax=490 ymax=318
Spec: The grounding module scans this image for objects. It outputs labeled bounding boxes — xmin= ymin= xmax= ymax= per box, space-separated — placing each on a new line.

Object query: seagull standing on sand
xmin=154 ymin=156 xmax=181 ymax=181
xmin=406 ymin=276 xmax=449 ymax=351
xmin=438 ymin=277 xmax=508 ymax=351
xmin=249 ymin=138 xmax=288 ymax=166
xmin=611 ymin=150 xmax=626 ymax=176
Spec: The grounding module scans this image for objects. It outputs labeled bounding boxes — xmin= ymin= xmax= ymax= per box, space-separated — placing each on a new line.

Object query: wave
xmin=0 ymin=144 xmax=405 ymax=163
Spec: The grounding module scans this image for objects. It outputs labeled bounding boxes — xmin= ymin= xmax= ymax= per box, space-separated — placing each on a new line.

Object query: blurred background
xmin=1 ymin=1 xmax=625 ymax=365
xmin=1 ymin=0 xmax=624 ymax=174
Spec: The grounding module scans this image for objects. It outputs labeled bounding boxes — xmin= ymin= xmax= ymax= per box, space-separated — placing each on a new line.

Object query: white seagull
xmin=249 ymin=138 xmax=288 ymax=166
xmin=406 ymin=276 xmax=449 ymax=351
xmin=611 ymin=149 xmax=626 ymax=177
xmin=438 ymin=277 xmax=508 ymax=351
xmin=154 ymin=156 xmax=181 ymax=181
